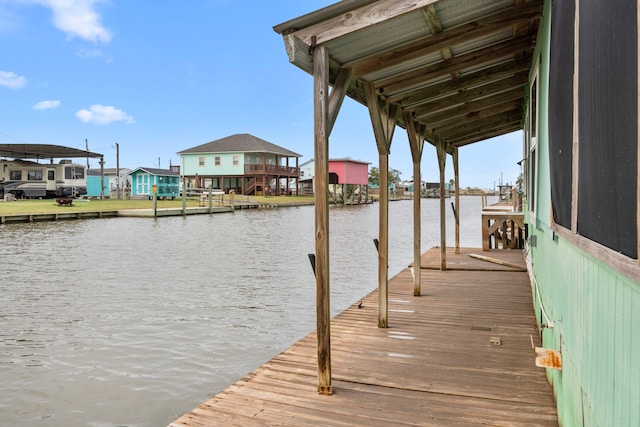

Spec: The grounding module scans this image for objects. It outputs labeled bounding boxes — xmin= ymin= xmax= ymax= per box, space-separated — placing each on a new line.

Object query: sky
xmin=0 ymin=0 xmax=523 ymax=189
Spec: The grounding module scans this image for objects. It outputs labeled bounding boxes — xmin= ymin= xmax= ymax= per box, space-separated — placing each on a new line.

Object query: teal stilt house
xmin=129 ymin=167 xmax=180 ymax=199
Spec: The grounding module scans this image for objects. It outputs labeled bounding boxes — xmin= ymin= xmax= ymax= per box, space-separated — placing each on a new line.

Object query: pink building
xmin=328 ymin=158 xmax=369 ymax=185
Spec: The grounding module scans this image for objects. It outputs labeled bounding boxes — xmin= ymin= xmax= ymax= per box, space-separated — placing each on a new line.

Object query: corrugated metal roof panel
xmin=326 ymin=12 xmax=432 ymax=65
xmin=274 ymin=0 xmax=543 ymax=147
xmin=437 ymin=0 xmax=514 ymax=28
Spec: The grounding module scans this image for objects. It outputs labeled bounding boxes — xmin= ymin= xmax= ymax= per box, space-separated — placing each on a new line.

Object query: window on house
xmin=215 ymin=156 xmax=221 ymax=166
xmin=545 ymin=0 xmax=637 ymax=261
xmin=28 ymin=170 xmax=43 ymax=180
xmin=199 ymin=156 xmax=205 ymax=167
xmin=576 ymin=0 xmax=637 ymax=258
xmin=528 ymin=74 xmax=538 ymax=216
xmin=548 ymin=0 xmax=575 ymax=230
xmin=64 ymin=167 xmax=84 ymax=180
xmin=233 ymin=155 xmax=239 ymax=166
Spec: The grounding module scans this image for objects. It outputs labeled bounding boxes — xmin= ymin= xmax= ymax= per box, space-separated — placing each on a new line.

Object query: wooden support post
xmin=327 ymin=67 xmax=353 ymax=135
xmin=378 ymin=150 xmax=390 ymax=326
xmin=365 ymin=82 xmax=397 ymax=328
xmin=153 ymin=184 xmax=157 ymax=217
xmin=182 ymin=177 xmax=187 ymax=216
xmin=313 ymin=45 xmax=332 ymax=395
xmin=405 ymin=111 xmax=425 ymax=296
xmin=99 ymin=156 xmax=105 ymax=199
xmin=453 ymin=147 xmax=460 ymax=254
xmin=436 ymin=139 xmax=447 ymax=270
xmin=207 ymin=185 xmax=212 ymax=213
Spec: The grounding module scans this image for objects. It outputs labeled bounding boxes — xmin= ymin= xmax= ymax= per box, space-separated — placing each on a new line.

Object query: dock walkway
xmin=170 ymin=247 xmax=557 ymax=426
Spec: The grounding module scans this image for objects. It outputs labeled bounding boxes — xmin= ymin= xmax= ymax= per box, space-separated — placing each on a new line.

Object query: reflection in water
xmin=0 ymin=197 xmax=488 ymax=426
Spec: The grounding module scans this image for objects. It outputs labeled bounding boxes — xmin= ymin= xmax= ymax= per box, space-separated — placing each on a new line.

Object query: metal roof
xmin=0 ymin=144 xmax=103 ymax=160
xmin=274 ymin=0 xmax=542 ymax=148
xmin=128 ymin=167 xmax=179 ymax=176
xmin=177 ymin=133 xmax=301 ymax=157
xmin=329 ymin=158 xmax=371 ymax=165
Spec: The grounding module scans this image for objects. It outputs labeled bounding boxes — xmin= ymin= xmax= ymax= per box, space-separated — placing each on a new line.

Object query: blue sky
xmin=0 ymin=0 xmax=523 ymax=189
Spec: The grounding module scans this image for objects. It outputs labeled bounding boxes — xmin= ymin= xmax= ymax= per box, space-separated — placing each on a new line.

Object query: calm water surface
xmin=0 ymin=197 xmax=490 ymax=426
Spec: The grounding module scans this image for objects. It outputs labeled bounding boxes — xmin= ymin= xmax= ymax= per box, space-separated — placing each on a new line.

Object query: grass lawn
xmin=0 ymin=195 xmax=315 ymax=215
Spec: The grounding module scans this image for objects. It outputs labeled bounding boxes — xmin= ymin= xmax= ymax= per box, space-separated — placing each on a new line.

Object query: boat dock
xmin=0 ymin=200 xmax=262 ymax=224
xmin=170 ymin=247 xmax=557 ymax=426
xmin=0 ymin=207 xmax=234 ymax=223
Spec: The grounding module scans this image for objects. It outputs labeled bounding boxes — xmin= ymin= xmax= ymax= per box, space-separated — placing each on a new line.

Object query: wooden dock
xmin=412 ymin=247 xmax=528 ymax=271
xmin=0 ymin=203 xmax=260 ymax=224
xmin=170 ymin=247 xmax=557 ymax=426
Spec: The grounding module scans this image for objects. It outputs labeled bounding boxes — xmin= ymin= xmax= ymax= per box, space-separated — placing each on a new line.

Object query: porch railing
xmin=244 ymin=164 xmax=299 ymax=176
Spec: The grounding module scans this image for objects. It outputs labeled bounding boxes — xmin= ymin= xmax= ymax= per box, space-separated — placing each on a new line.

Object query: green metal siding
xmin=530 ymin=235 xmax=640 ymax=427
xmin=130 ymin=171 xmax=179 ymax=197
xmin=86 ymin=175 xmax=108 ymax=197
xmin=527 ymin=2 xmax=640 ymax=426
xmin=182 ymin=152 xmax=246 ymax=176
xmin=181 ymin=152 xmax=282 ymax=177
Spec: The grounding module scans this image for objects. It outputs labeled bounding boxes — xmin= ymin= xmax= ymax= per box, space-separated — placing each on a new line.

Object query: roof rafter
xmin=346 ymin=2 xmax=542 ymax=76
xmin=441 ymin=112 xmax=523 ymax=143
xmin=274 ymin=0 xmax=543 ymax=148
xmin=425 ymin=98 xmax=524 ymax=130
xmin=448 ymin=123 xmax=522 ymax=147
xmin=388 ymin=60 xmax=530 ymax=108
xmin=375 ymin=34 xmax=534 ymax=96
xmin=291 ymin=0 xmax=440 ymax=46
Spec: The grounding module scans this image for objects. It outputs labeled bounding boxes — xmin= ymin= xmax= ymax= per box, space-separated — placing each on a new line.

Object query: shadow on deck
xmin=170 ymin=247 xmax=557 ymax=426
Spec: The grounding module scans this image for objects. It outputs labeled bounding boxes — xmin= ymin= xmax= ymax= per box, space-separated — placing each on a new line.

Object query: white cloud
xmin=76 ymin=104 xmax=134 ymax=125
xmin=33 ymin=100 xmax=61 ymax=110
xmin=0 ymin=70 xmax=27 ymax=89
xmin=0 ymin=5 xmax=21 ymax=32
xmin=33 ymin=0 xmax=112 ymax=43
xmin=76 ymin=47 xmax=106 ymax=59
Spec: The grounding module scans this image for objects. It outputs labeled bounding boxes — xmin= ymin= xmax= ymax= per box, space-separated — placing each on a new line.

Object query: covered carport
xmin=273 ymin=0 xmax=542 ymax=394
xmin=0 ymin=143 xmax=106 ymax=198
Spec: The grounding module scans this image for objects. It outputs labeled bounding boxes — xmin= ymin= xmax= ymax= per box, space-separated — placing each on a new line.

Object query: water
xmin=0 ymin=197 xmax=490 ymax=426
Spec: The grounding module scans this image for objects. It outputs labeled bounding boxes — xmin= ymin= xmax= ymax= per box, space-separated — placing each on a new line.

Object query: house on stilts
xmin=177 ymin=134 xmax=301 ymax=196
xmin=297 ymin=158 xmax=371 ymax=203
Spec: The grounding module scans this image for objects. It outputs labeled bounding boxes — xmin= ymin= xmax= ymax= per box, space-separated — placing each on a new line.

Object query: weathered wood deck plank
xmin=170 ymin=247 xmax=557 ymax=426
xmin=411 ymin=247 xmax=527 ymax=270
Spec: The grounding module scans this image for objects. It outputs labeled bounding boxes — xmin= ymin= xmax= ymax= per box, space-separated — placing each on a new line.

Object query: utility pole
xmin=116 ymin=143 xmax=120 ymax=199
xmin=86 ymin=138 xmax=90 ymax=169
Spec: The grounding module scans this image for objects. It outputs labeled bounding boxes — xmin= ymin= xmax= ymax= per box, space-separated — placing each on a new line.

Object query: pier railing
xmin=482 ymin=210 xmax=525 ymax=250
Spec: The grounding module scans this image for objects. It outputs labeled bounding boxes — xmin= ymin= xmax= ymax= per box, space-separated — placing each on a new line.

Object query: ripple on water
xmin=0 ymin=197 xmax=489 ymax=426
